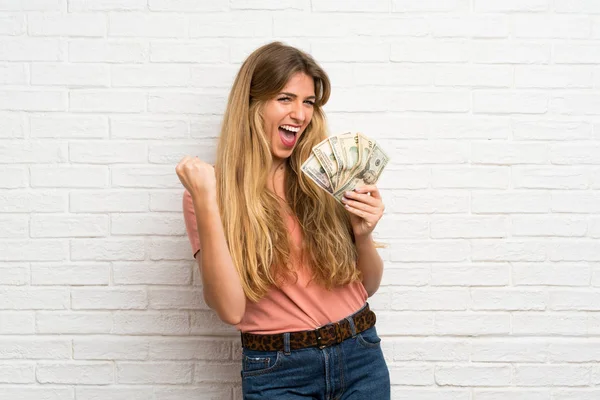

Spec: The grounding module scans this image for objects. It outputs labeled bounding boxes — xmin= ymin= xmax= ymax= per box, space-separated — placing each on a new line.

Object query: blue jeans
xmin=240 ymin=325 xmax=390 ymax=399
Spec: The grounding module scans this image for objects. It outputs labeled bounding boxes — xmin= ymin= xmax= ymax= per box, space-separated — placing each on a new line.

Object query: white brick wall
xmin=1 ymin=0 xmax=600 ymax=399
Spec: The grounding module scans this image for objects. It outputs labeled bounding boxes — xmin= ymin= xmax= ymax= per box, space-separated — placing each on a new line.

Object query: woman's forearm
xmin=355 ymin=234 xmax=384 ymax=297
xmin=193 ymin=193 xmax=246 ymax=325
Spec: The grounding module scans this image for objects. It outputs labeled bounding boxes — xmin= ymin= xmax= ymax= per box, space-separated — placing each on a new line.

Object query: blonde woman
xmin=176 ymin=42 xmax=390 ymax=399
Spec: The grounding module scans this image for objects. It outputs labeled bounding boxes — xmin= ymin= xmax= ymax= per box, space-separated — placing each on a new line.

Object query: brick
xmin=514 ymin=365 xmax=590 ymax=386
xmin=435 ymin=365 xmax=511 ymax=386
xmin=0 ymin=90 xmax=66 ymax=111
xmin=434 ymin=65 xmax=512 ymax=87
xmin=148 ymin=0 xmax=228 ymax=12
xmin=111 ymin=64 xmax=190 ymax=87
xmin=31 ymin=165 xmax=108 ymax=188
xmin=432 ymin=167 xmax=509 ymax=189
xmin=148 ymin=91 xmax=227 ymax=114
xmin=111 ymin=213 xmax=185 ymax=235
xmin=0 ymin=362 xmax=35 ymax=383
xmin=311 ymin=41 xmax=389 ymax=62
xmin=0 ymin=0 xmax=61 ymax=11
xmin=512 ymin=216 xmax=587 ymax=237
xmin=117 ymin=362 xmax=193 ymax=384
xmin=0 ymin=312 xmax=34 ymax=334
xmin=471 ymin=289 xmax=546 ymax=311
xmin=0 ymin=240 xmax=66 ymax=261
xmin=0 ymin=112 xmax=24 ymax=138
xmin=434 ymin=313 xmax=510 ymax=335
xmin=69 ymin=141 xmax=147 ymax=164
xmin=71 ymin=239 xmax=145 ymax=261
xmin=512 ymin=313 xmax=587 ymax=335
xmin=31 ymin=263 xmax=110 ymax=286
xmin=312 ymin=0 xmax=388 ymax=12
xmin=431 ymin=216 xmax=508 ymax=239
xmin=0 ymin=38 xmax=61 ymax=61
xmin=514 ymin=15 xmax=591 ymax=38
xmin=28 ymin=12 xmax=106 ymax=37
xmin=0 ymin=190 xmax=66 ymax=213
xmin=391 ymin=40 xmax=469 ymax=63
xmin=513 ymin=166 xmax=589 ymax=189
xmin=74 ymin=337 xmax=148 ymax=360
xmin=113 ymin=312 xmax=189 ymax=335
xmin=111 ymin=117 xmax=188 ymax=139
xmin=474 ymin=0 xmax=548 ymax=12
xmin=31 ymin=214 xmax=109 ymax=238
xmin=36 ymin=312 xmax=113 ymax=334
xmin=150 ymin=41 xmax=229 ymax=64
xmin=109 ymin=13 xmax=187 ymax=38
xmin=36 ymin=362 xmax=113 ymax=385
xmin=391 ymin=289 xmax=468 ymax=311
xmin=430 ymin=16 xmax=509 ymax=38
xmin=471 ymin=41 xmax=550 ymax=64
xmin=190 ymin=13 xmax=271 ymax=37
xmin=0 ymin=338 xmax=70 ymax=359
xmin=111 ymin=166 xmax=180 ymax=188
xmin=72 ymin=288 xmax=147 ymax=310
xmin=0 ymin=167 xmax=28 ymax=189
xmin=31 ymin=64 xmax=109 ymax=87
xmin=113 ymin=261 xmax=191 ymax=286
xmin=0 ymin=63 xmax=26 ymax=84
xmin=0 ymin=263 xmax=28 ymax=285
xmin=472 ymin=240 xmax=546 ymax=261
xmin=70 ymin=191 xmax=149 ymax=212
xmin=69 ymin=39 xmax=148 ymax=63
xmin=69 ymin=90 xmax=146 ymax=113
xmin=513 ymin=119 xmax=592 ymax=140
xmin=30 ymin=115 xmax=108 ymax=138
xmin=68 ymin=0 xmax=147 ymax=11
xmin=0 ymin=288 xmax=68 ymax=310
xmin=431 ymin=264 xmax=509 ymax=286
xmin=514 ymin=263 xmax=590 ymax=286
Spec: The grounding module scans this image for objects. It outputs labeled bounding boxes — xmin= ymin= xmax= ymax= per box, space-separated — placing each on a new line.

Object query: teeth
xmin=280 ymin=125 xmax=300 ymax=133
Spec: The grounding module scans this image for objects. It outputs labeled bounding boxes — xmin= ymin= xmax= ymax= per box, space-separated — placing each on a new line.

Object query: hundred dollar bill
xmin=356 ymin=132 xmax=374 ymax=174
xmin=312 ymin=138 xmax=339 ymax=188
xmin=328 ymin=135 xmax=346 ymax=186
xmin=300 ymin=153 xmax=334 ymax=193
xmin=338 ymin=132 xmax=360 ymax=185
xmin=332 ymin=142 xmax=389 ymax=202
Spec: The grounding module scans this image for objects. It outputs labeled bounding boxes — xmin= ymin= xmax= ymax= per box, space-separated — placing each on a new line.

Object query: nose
xmin=290 ymin=100 xmax=305 ymax=124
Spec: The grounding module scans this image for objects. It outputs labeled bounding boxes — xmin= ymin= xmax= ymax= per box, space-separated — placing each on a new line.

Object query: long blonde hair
xmin=216 ymin=42 xmax=360 ymax=302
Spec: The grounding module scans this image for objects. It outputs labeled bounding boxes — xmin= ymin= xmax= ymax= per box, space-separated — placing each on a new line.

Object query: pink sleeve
xmin=182 ymin=190 xmax=201 ymax=258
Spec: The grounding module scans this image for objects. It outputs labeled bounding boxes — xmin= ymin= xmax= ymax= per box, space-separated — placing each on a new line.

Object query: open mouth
xmin=278 ymin=125 xmax=300 ymax=148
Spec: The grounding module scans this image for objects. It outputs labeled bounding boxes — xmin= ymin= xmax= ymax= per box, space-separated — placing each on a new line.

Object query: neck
xmin=268 ymin=159 xmax=287 ymax=199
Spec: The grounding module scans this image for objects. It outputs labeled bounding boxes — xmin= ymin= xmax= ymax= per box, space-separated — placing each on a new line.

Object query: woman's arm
xmin=341 ymin=185 xmax=386 ymax=297
xmin=192 ymin=193 xmax=246 ymax=325
xmin=355 ymin=234 xmax=384 ymax=297
xmin=177 ymin=156 xmax=245 ymax=325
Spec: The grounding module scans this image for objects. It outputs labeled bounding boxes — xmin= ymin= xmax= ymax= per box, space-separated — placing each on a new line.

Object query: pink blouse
xmin=183 ymin=190 xmax=368 ymax=334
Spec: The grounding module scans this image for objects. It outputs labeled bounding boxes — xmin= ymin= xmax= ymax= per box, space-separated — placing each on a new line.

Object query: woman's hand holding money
xmin=341 ymin=185 xmax=385 ymax=239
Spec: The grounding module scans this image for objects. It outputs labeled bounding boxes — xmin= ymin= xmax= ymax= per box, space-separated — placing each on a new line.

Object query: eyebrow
xmin=279 ymin=92 xmax=317 ymax=100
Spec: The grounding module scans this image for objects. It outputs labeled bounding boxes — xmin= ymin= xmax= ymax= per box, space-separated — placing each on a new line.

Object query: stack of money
xmin=301 ymin=132 xmax=389 ymax=202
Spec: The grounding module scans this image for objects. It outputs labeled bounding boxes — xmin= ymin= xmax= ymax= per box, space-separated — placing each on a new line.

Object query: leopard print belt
xmin=240 ymin=303 xmax=376 ymax=352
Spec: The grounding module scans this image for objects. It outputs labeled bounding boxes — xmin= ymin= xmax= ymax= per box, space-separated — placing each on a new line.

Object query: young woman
xmin=176 ymin=41 xmax=390 ymax=399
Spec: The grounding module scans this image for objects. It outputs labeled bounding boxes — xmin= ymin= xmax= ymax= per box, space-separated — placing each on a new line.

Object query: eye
xmin=278 ymin=97 xmax=291 ymax=102
xmin=305 ymin=100 xmax=315 ymax=106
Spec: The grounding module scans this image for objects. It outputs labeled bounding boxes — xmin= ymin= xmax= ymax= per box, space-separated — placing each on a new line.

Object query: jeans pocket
xmin=241 ymin=350 xmax=283 ymax=377
xmin=357 ymin=326 xmax=382 ymax=348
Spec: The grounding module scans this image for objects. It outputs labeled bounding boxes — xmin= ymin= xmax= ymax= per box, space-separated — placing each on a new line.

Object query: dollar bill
xmin=328 ymin=135 xmax=346 ymax=183
xmin=338 ymin=132 xmax=360 ymax=185
xmin=332 ymin=142 xmax=389 ymax=201
xmin=300 ymin=153 xmax=334 ymax=193
xmin=312 ymin=138 xmax=339 ymax=188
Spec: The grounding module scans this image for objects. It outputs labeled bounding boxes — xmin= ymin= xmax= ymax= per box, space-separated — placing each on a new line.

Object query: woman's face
xmin=262 ymin=72 xmax=316 ymax=163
